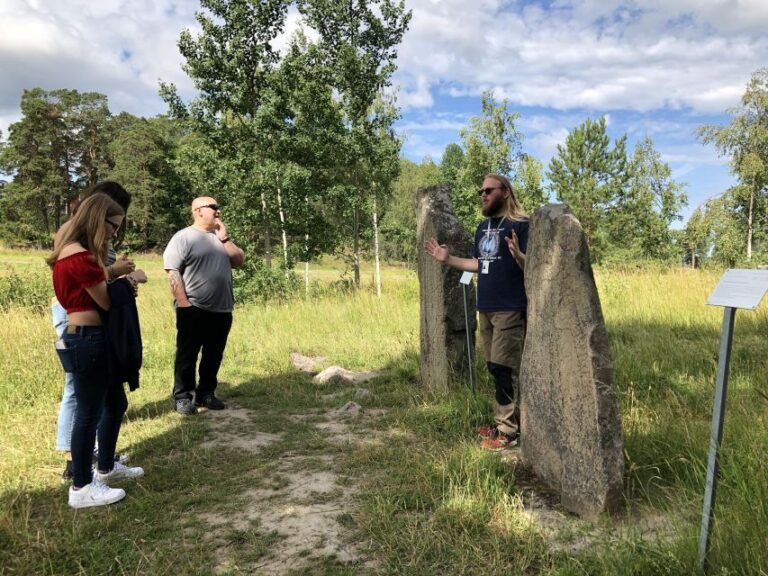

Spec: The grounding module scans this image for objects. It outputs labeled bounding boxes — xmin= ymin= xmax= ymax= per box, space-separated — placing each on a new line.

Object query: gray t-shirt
xmin=163 ymin=226 xmax=234 ymax=313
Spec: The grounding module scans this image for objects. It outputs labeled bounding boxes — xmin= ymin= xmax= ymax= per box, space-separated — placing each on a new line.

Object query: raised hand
xmin=506 ymin=231 xmax=525 ymax=269
xmin=424 ymin=237 xmax=450 ymax=263
xmin=111 ymin=253 xmax=136 ymax=277
xmin=214 ymin=218 xmax=228 ymax=242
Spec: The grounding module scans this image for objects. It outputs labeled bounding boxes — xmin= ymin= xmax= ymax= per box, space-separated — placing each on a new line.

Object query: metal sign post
xmin=698 ymin=306 xmax=735 ymax=571
xmin=460 ymin=271 xmax=475 ymax=396
xmin=699 ymin=269 xmax=768 ymax=572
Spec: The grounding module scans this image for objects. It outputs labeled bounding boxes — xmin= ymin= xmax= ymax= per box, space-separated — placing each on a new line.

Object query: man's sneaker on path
xmin=93 ymin=462 xmax=145 ymax=483
xmin=481 ymin=432 xmax=519 ymax=451
xmin=476 ymin=424 xmax=498 ymax=439
xmin=68 ymin=480 xmax=126 ymax=509
xmin=195 ymin=394 xmax=226 ymax=410
xmin=176 ymin=398 xmax=197 ymax=415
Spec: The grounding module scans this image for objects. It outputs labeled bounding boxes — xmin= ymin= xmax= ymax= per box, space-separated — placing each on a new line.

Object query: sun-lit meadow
xmin=0 ymin=248 xmax=766 ymax=575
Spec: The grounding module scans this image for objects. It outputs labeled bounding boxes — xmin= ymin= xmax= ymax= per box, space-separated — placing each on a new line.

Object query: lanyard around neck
xmin=486 ymin=216 xmax=506 ymax=235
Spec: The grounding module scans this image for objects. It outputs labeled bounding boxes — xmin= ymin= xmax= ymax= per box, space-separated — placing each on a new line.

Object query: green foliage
xmin=548 ymin=117 xmax=630 ymax=259
xmin=440 ymin=142 xmax=464 ymax=190
xmin=698 ymin=68 xmax=768 ymax=262
xmin=233 ymin=257 xmax=302 ymax=304
xmin=0 ymin=88 xmax=111 ymax=243
xmin=103 ymin=116 xmax=189 ymax=250
xmin=379 ymin=157 xmax=441 ymax=262
xmin=548 ymin=119 xmax=688 ymax=264
xmin=452 ymin=90 xmax=524 ymax=232
xmin=162 ymin=0 xmax=410 ymax=294
xmin=1 ymin=254 xmax=768 ymax=574
xmin=513 ymin=153 xmax=548 ymax=214
xmin=0 ymin=266 xmax=49 ymax=313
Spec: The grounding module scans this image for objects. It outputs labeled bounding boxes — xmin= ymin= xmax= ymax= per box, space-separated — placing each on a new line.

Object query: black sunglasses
xmin=105 ymin=218 xmax=122 ymax=230
xmin=196 ymin=204 xmax=221 ymax=211
xmin=477 ymin=187 xmax=503 ymax=197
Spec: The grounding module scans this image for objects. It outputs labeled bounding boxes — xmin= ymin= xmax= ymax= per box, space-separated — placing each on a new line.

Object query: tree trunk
xmin=304 ymin=195 xmax=310 ymax=294
xmin=372 ymin=193 xmax=382 ymax=297
xmin=277 ymin=186 xmax=289 ymax=276
xmin=54 ymin=195 xmax=61 ymax=231
xmin=261 ymin=191 xmax=273 ymax=268
xmin=353 ymin=207 xmax=361 ymax=289
xmin=746 ymin=185 xmax=754 ymax=261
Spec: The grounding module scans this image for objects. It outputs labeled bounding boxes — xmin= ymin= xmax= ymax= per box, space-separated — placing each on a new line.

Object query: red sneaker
xmin=476 ymin=424 xmax=498 ymax=439
xmin=481 ymin=432 xmax=519 ymax=451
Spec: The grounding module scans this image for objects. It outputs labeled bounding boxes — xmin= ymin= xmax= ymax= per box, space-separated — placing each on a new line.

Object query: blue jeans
xmin=62 ymin=326 xmax=127 ymax=487
xmin=52 ymin=302 xmax=75 ymax=452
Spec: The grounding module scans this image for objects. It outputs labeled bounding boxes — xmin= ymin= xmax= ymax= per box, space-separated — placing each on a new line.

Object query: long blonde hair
xmin=46 ymin=194 xmax=125 ymax=268
xmin=485 ymin=173 xmax=527 ymax=222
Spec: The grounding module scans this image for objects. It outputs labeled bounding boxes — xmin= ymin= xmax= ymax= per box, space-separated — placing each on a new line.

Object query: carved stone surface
xmin=417 ymin=185 xmax=476 ymax=391
xmin=520 ymin=204 xmax=624 ymax=519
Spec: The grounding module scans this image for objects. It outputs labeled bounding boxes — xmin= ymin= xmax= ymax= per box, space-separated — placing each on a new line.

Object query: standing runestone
xmin=417 ymin=185 xmax=476 ymax=392
xmin=520 ymin=204 xmax=624 ymax=519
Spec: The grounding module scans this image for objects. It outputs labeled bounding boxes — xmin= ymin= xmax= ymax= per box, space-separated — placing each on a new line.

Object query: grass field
xmin=0 ymin=250 xmax=766 ymax=575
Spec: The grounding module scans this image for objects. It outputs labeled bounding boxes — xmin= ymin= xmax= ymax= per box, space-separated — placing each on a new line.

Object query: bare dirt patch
xmin=199 ymin=406 xmax=282 ymax=453
xmin=194 ymin=401 xmax=386 ymax=574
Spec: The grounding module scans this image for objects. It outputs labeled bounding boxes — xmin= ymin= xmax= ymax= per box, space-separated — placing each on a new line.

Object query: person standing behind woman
xmin=47 ymin=193 xmax=143 ymax=509
xmin=52 ymin=181 xmax=138 ymax=481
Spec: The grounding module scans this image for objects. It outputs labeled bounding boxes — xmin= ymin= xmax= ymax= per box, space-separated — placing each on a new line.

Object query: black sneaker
xmin=61 ymin=460 xmax=73 ymax=482
xmin=92 ymin=452 xmax=129 ymax=465
xmin=195 ymin=394 xmax=226 ymax=410
xmin=176 ymin=398 xmax=197 ymax=415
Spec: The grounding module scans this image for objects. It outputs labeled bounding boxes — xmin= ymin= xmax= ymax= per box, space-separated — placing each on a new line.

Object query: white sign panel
xmin=459 ymin=271 xmax=474 ymax=285
xmin=707 ymin=269 xmax=768 ymax=310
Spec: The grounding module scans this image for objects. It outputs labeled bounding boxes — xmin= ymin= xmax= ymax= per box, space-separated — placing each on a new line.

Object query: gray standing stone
xmin=520 ymin=204 xmax=624 ymax=519
xmin=417 ymin=185 xmax=476 ymax=391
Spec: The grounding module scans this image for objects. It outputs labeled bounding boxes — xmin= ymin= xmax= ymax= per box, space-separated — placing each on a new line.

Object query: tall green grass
xmin=0 ymin=253 xmax=766 ymax=575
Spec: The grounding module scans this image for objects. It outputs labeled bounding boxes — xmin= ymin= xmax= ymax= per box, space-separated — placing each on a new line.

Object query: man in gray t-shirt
xmin=163 ymin=196 xmax=245 ymax=415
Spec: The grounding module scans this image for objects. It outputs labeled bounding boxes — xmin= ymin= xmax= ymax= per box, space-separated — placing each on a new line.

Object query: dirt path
xmin=186 ymin=401 xmax=675 ymax=574
xmin=193 ymin=402 xmax=383 ymax=575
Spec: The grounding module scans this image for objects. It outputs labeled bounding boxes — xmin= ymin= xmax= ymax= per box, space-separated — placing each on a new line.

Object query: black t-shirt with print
xmin=472 ymin=216 xmax=528 ymax=312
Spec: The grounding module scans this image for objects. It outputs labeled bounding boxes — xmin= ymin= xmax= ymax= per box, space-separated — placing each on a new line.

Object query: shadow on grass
xmin=3 ymin=325 xmax=764 ymax=575
xmin=1 ymin=368 xmax=382 ymax=576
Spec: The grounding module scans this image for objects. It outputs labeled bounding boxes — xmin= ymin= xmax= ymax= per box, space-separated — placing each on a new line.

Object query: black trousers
xmin=173 ymin=306 xmax=233 ymax=401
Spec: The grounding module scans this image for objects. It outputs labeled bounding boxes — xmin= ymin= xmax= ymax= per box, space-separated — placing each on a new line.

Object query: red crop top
xmin=52 ymin=251 xmax=107 ymax=313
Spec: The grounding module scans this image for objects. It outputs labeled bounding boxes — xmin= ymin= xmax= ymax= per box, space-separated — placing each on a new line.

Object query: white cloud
xmin=0 ymin=0 xmax=199 ymax=136
xmin=393 ymin=0 xmax=768 ymax=114
xmin=398 ymin=75 xmax=434 ymax=109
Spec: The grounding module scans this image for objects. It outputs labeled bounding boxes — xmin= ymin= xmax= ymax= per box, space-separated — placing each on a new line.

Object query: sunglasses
xmin=477 ymin=187 xmax=503 ymax=197
xmin=105 ymin=218 xmax=122 ymax=230
xmin=196 ymin=203 xmax=221 ymax=211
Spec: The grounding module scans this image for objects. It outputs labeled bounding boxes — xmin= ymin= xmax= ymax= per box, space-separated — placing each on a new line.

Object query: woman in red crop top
xmin=47 ymin=193 xmax=143 ymax=509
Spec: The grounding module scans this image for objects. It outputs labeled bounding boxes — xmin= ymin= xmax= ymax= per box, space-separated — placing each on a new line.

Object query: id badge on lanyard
xmin=481 ymin=260 xmax=490 ymax=274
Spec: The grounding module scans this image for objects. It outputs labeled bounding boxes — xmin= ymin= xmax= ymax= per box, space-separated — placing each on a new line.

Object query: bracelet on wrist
xmin=221 ymin=237 xmax=230 ymax=244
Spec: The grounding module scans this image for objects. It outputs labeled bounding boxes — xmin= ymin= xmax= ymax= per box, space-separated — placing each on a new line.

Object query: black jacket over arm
xmin=102 ymin=279 xmax=143 ymax=391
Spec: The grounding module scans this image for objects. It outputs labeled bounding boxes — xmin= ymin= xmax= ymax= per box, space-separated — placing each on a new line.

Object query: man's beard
xmin=481 ymin=194 xmax=505 ymax=217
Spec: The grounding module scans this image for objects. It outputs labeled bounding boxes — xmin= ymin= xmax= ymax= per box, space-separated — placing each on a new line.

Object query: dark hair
xmin=81 ymin=181 xmax=131 ymax=211
xmin=47 ymin=194 xmax=125 ymax=269
xmin=76 ymin=181 xmax=131 ymax=246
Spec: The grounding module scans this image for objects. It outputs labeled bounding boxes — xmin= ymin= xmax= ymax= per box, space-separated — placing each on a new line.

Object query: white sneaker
xmin=93 ymin=461 xmax=144 ymax=483
xmin=68 ymin=480 xmax=126 ymax=509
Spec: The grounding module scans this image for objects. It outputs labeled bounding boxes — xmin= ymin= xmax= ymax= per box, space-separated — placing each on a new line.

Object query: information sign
xmin=707 ymin=269 xmax=768 ymax=310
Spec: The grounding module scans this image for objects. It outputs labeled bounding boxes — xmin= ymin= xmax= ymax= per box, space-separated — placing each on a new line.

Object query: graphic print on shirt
xmin=478 ymin=228 xmax=502 ymax=262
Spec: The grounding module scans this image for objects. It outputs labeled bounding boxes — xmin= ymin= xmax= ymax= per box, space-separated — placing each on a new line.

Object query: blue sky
xmin=2 ymin=0 xmax=767 ymax=223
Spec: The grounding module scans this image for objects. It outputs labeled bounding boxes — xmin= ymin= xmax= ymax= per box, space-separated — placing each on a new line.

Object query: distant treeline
xmin=1 ymin=0 xmax=765 ymax=288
